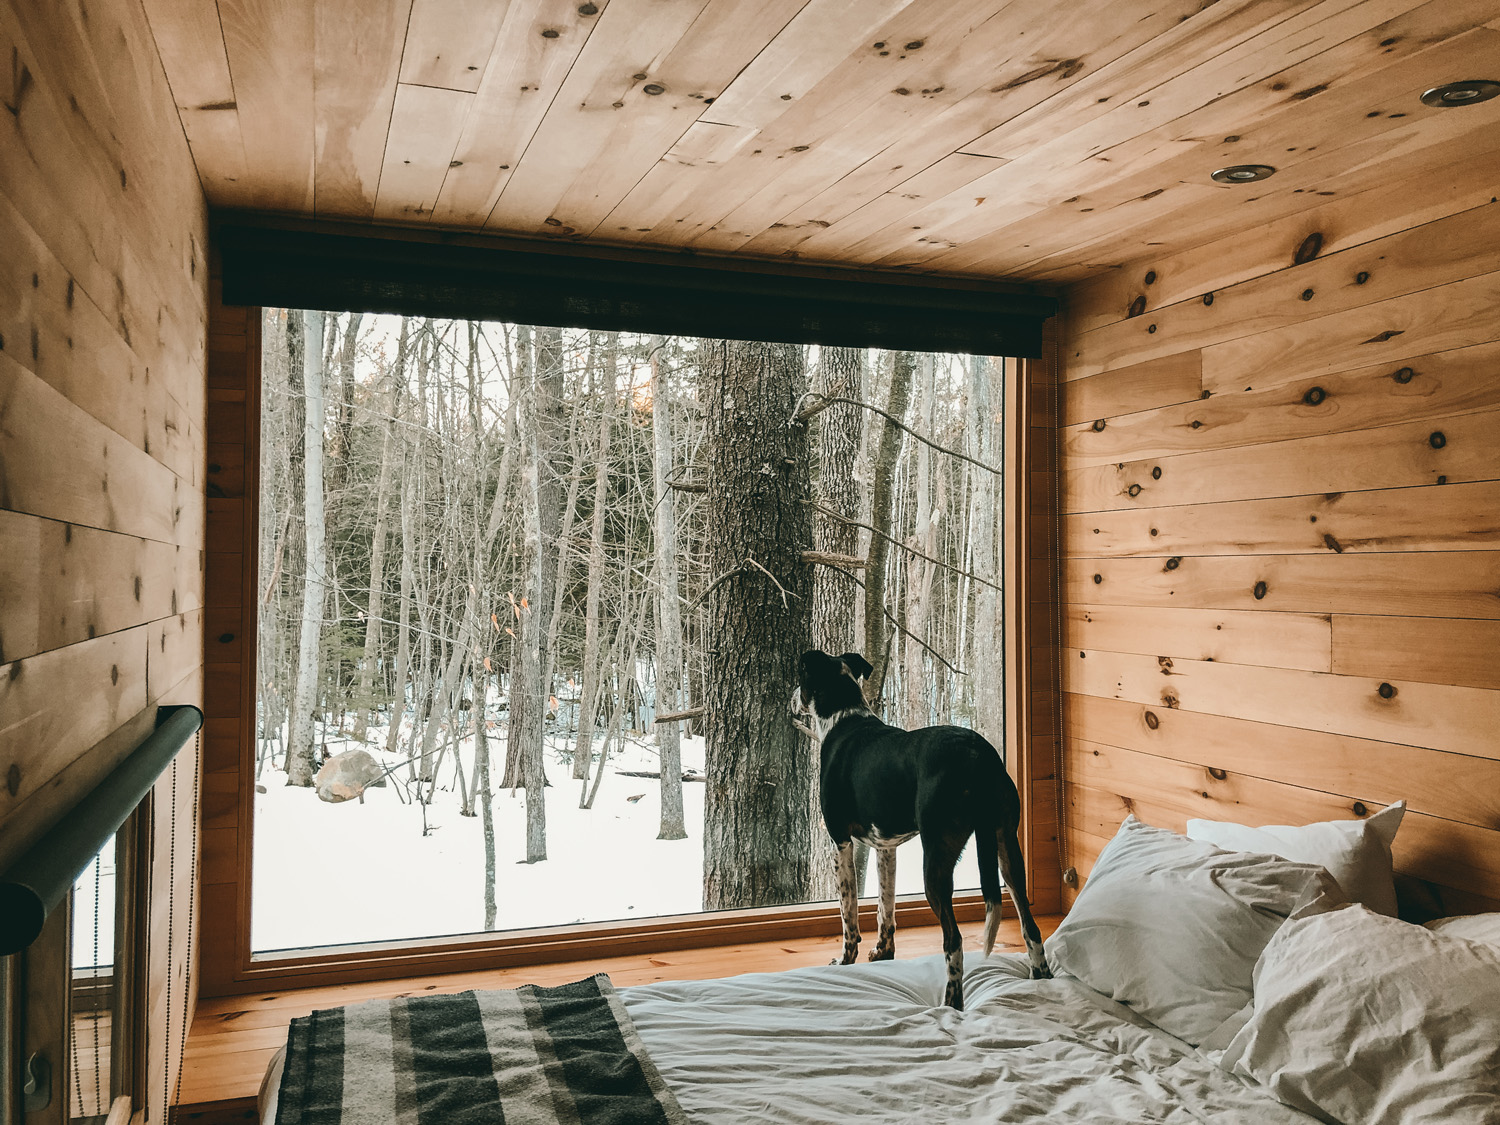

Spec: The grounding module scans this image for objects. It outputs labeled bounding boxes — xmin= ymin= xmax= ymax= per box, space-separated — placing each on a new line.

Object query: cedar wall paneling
xmin=0 ymin=0 xmax=207 ymax=1121
xmin=1058 ymin=166 xmax=1500 ymax=916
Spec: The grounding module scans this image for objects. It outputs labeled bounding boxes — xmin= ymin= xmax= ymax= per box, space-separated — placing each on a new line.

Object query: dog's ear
xmin=838 ymin=652 xmax=874 ymax=682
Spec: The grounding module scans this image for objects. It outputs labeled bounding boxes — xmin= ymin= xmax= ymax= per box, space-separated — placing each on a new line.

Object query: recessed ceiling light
xmin=1419 ymin=80 xmax=1500 ymax=107
xmin=1211 ymin=164 xmax=1276 ymax=184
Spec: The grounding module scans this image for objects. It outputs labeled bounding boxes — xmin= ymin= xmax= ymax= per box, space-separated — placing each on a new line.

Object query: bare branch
xmin=654 ymin=707 xmax=705 ymax=724
xmin=801 ymin=550 xmax=867 ymax=569
xmin=808 ymin=501 xmax=1001 ymax=591
xmin=744 ymin=555 xmax=799 ymax=609
xmin=790 ymin=392 xmax=1001 ymax=475
xmin=819 ymin=563 xmax=965 ymax=676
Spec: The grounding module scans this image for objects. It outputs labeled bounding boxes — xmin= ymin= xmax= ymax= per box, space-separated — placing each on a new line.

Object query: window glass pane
xmin=70 ymin=836 xmax=115 ymax=1120
xmin=252 ymin=312 xmax=1007 ymax=953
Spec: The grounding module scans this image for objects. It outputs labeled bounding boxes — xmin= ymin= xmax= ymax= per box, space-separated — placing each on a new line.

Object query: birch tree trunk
xmin=862 ymin=350 xmax=917 ymax=710
xmin=702 ymin=339 xmax=814 ymax=910
xmin=971 ymin=356 xmax=1004 ymax=737
xmin=287 ymin=310 xmax=327 ymax=787
xmin=649 ymin=336 xmax=687 ymax=839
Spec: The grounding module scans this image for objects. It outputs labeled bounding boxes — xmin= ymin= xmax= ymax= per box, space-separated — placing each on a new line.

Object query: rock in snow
xmin=315 ymin=749 xmax=385 ymax=803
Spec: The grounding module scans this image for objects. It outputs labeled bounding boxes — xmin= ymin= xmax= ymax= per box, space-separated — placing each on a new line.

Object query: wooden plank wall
xmin=1057 ymin=152 xmax=1500 ymax=916
xmin=0 ymin=0 xmax=208 ymax=1120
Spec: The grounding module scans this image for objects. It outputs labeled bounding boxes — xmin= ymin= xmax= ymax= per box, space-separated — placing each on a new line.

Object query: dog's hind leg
xmin=833 ymin=840 xmax=861 ymax=965
xmin=996 ymin=825 xmax=1051 ymax=979
xmin=974 ymin=823 xmax=1004 ymax=956
xmin=868 ymin=847 xmax=897 ymax=961
xmin=922 ymin=834 xmax=966 ymax=1009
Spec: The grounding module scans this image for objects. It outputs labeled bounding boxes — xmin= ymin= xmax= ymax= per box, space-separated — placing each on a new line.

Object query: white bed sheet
xmin=619 ymin=952 xmax=1320 ymax=1124
xmin=259 ymin=953 xmax=1320 ymax=1124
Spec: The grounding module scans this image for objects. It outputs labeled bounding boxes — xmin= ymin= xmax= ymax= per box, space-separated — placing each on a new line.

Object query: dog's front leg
xmin=869 ymin=846 xmax=897 ymax=961
xmin=833 ymin=840 xmax=860 ymax=965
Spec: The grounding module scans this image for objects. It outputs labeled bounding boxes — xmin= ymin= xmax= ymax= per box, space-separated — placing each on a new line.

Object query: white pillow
xmin=1223 ymin=905 xmax=1500 ymax=1124
xmin=1425 ymin=912 xmax=1500 ymax=950
xmin=1045 ymin=816 xmax=1340 ymax=1045
xmin=1186 ymin=801 xmax=1404 ymax=916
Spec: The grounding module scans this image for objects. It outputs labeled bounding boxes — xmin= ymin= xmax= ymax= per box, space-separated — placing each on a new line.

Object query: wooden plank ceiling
xmin=140 ymin=0 xmax=1500 ymax=283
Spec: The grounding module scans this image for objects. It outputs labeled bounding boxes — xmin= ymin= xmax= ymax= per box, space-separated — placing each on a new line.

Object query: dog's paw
xmin=867 ymin=946 xmax=895 ymax=962
xmin=1029 ymin=962 xmax=1053 ymax=980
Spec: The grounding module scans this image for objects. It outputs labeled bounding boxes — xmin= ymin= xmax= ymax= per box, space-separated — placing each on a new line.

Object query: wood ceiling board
xmin=527 ymin=0 xmax=815 ymax=241
xmin=896 ymin=22 xmax=1500 ymax=279
xmin=482 ymin=0 xmax=721 ymax=235
xmin=217 ymin=0 xmax=315 ymax=214
xmin=603 ymin=0 xmax=1018 ymax=250
xmin=743 ymin=0 xmax=1297 ymax=261
xmin=429 ymin=0 xmax=610 ymax=227
xmin=694 ymin=0 xmax=917 ymax=131
xmin=849 ymin=4 xmax=1493 ymax=274
xmin=656 ymin=0 xmax=1031 ymax=253
xmin=400 ymin=0 xmax=514 ymax=93
xmin=313 ymin=0 xmax=415 ymax=219
xmin=138 ymin=0 xmax=252 ymax=204
xmin=595 ymin=119 xmax=760 ymax=239
xmin=373 ymin=83 xmax=474 ymax=222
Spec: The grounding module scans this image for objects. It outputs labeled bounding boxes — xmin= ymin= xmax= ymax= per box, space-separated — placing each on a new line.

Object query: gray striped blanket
xmin=274 ymin=975 xmax=689 ymax=1125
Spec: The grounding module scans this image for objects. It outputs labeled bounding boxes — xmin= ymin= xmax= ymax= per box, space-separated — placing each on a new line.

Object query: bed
xmin=262 ymin=814 xmax=1500 ymax=1125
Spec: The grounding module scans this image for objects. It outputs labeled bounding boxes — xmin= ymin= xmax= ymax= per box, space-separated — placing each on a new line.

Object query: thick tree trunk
xmin=649 ymin=336 xmax=687 ymax=840
xmin=702 ymin=339 xmax=814 ymax=911
xmin=287 ymin=310 xmax=328 ymax=787
xmin=474 ymin=670 xmax=498 ymax=929
xmin=808 ymin=346 xmax=863 ymax=900
xmin=972 ymin=356 xmax=1004 ymax=738
xmin=862 ymin=351 xmax=917 ymax=710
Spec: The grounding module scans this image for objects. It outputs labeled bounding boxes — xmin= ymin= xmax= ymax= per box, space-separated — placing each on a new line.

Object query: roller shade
xmin=217 ymin=223 xmax=1056 ymax=356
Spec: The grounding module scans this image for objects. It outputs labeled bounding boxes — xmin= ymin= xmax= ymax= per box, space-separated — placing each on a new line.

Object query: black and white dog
xmin=791 ymin=649 xmax=1049 ymax=1009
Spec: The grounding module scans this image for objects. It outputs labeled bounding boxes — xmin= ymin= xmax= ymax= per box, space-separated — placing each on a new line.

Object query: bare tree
xmin=862 ymin=351 xmax=917 ymax=709
xmin=286 ymin=310 xmax=327 ymax=786
xmin=649 ymin=336 xmax=687 ymax=839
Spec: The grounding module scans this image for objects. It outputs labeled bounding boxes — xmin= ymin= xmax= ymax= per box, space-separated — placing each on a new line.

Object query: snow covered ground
xmin=251 ymin=720 xmax=979 ymax=952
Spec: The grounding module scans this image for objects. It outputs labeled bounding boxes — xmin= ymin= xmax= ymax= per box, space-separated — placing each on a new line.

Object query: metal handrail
xmin=0 ymin=705 xmax=203 ymax=957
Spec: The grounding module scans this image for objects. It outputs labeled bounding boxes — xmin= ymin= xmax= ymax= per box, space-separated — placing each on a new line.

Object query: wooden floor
xmin=175 ymin=914 xmax=1061 ymax=1123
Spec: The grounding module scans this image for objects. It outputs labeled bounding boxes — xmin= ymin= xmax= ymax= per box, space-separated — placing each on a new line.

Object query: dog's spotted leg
xmin=832 ymin=840 xmax=860 ymax=966
xmin=997 ymin=826 xmax=1052 ymax=980
xmin=869 ymin=847 xmax=897 ymax=961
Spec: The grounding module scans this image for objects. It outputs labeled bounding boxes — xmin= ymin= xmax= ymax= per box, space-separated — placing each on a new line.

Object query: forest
xmin=254 ymin=309 xmax=1010 ymax=944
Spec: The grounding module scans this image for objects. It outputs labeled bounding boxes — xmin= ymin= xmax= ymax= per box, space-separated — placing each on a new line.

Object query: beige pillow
xmin=1186 ymin=801 xmax=1404 ymax=916
xmin=1045 ymin=816 xmax=1340 ymax=1046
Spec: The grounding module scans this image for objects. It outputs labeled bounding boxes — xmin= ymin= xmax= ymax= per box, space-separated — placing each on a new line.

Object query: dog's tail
xmin=975 ymin=822 xmax=1005 ymax=955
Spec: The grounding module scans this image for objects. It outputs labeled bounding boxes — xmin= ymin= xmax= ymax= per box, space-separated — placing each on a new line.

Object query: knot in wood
xmin=1208 ymin=767 xmax=1227 ymax=781
xmin=541 ymin=27 xmax=560 ymax=37
xmin=1392 ymin=366 xmax=1415 ymax=384
xmin=1128 ymin=294 xmax=1147 ymax=318
xmin=578 ymin=2 xmax=598 ymax=12
xmin=5 ymin=765 xmax=18 ymax=796
xmin=1377 ymin=682 xmax=1396 ymax=700
xmin=1151 ymin=466 xmax=1162 ymax=480
xmin=1092 ymin=418 xmax=1106 ymax=432
xmin=1253 ymin=580 xmax=1268 ymax=600
xmin=1144 ymin=270 xmax=1157 ymax=285
xmin=1352 ymin=802 xmax=1368 ymax=817
xmin=1303 ymin=386 xmax=1326 ymax=406
xmin=1429 ymin=431 xmax=1446 ymax=449
xmin=1202 ymin=292 xmax=1214 ymax=306
xmin=1093 ymin=573 xmax=1103 ymax=584
xmin=1143 ymin=710 xmax=1159 ymax=730
xmin=1355 ymin=271 xmax=1370 ymax=285
xmin=1164 ymin=556 xmax=1181 ymax=571
xmin=1147 ymin=323 xmax=1158 ymax=334
xmin=1127 ymin=483 xmax=1142 ymax=497
xmin=1300 ymin=288 xmax=1315 ymax=301
xmin=643 ymin=83 xmax=665 ymax=95
xmin=218 ymin=632 xmax=235 ymax=644
xmin=1294 ymin=232 xmax=1323 ymax=265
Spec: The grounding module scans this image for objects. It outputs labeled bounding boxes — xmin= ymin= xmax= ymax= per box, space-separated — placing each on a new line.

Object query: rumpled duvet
xmin=620 ymin=951 xmax=1322 ymax=1124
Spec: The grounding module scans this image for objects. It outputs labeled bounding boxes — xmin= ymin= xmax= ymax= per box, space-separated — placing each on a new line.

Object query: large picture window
xmin=249 ymin=311 xmax=1013 ymax=954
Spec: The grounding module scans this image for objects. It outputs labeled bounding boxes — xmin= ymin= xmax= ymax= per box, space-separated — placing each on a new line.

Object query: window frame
xmin=199 ymin=234 xmax=1059 ymax=996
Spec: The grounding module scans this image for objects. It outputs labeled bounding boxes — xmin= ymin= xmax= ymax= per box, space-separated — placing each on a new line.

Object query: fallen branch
xmin=614 ymin=769 xmax=707 ymax=781
xmin=790 ymin=392 xmax=1000 ymax=475
xmin=654 ymin=707 xmax=705 ymax=724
